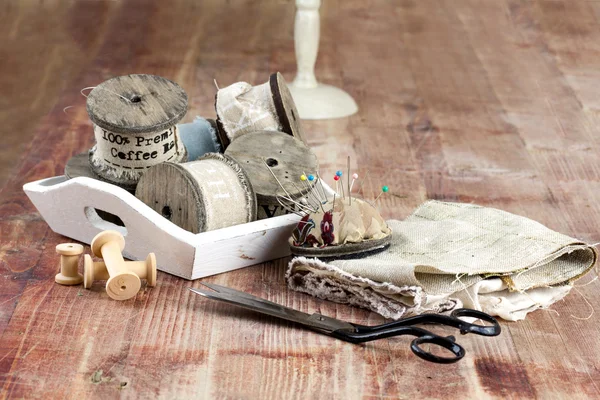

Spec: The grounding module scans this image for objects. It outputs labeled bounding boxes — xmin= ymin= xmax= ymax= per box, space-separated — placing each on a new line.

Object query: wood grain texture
xmin=86 ymin=74 xmax=188 ymax=134
xmin=1 ymin=0 xmax=600 ymax=398
xmin=224 ymin=130 xmax=318 ymax=215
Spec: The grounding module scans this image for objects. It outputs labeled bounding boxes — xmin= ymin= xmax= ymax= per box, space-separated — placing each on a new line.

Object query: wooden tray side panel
xmin=191 ymin=221 xmax=298 ymax=279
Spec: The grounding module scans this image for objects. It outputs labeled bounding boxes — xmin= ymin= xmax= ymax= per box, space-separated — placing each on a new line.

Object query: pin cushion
xmin=289 ymin=197 xmax=392 ymax=258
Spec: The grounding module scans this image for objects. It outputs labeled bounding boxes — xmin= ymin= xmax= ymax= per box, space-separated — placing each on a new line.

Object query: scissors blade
xmin=189 ymin=283 xmax=354 ymax=333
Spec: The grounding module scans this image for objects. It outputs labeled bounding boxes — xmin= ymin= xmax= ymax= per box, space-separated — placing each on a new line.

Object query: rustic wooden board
xmin=1 ymin=0 xmax=600 ymax=399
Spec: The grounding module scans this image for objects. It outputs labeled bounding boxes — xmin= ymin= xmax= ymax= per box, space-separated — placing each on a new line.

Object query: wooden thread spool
xmin=90 ymin=230 xmax=141 ymax=300
xmin=71 ymin=74 xmax=188 ymax=191
xmin=135 ymin=153 xmax=257 ymax=234
xmin=215 ymin=72 xmax=306 ymax=149
xmin=83 ymin=253 xmax=156 ymax=289
xmin=55 ymin=243 xmax=84 ymax=285
xmin=225 ymin=131 xmax=319 ymax=219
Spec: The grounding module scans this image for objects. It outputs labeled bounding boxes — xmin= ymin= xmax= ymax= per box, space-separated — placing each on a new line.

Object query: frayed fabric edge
xmin=287 ymin=257 xmax=460 ymax=320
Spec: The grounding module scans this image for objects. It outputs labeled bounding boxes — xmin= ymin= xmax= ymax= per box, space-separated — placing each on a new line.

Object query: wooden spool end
xmin=83 ymin=254 xmax=95 ymax=289
xmin=56 ymin=243 xmax=84 ymax=257
xmin=144 ymin=253 xmax=157 ymax=287
xmin=225 ymin=130 xmax=319 ymax=219
xmin=269 ymin=72 xmax=306 ymax=144
xmin=135 ymin=153 xmax=257 ymax=234
xmin=106 ymin=271 xmax=141 ymax=301
xmin=86 ymin=74 xmax=188 ymax=135
xmin=91 ymin=230 xmax=126 ymax=258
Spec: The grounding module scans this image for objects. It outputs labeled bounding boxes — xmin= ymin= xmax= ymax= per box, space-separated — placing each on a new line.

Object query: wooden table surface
xmin=2 ymin=0 xmax=600 ymax=398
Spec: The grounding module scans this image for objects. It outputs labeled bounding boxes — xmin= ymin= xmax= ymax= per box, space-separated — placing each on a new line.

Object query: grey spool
xmin=135 ymin=153 xmax=257 ymax=234
xmin=86 ymin=74 xmax=188 ymax=190
xmin=225 ymin=131 xmax=319 ymax=219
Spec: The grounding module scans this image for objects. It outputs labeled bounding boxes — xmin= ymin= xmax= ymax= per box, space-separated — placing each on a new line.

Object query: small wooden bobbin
xmin=83 ymin=253 xmax=156 ymax=289
xmin=90 ymin=230 xmax=141 ymax=300
xmin=225 ymin=131 xmax=319 ymax=219
xmin=55 ymin=243 xmax=84 ymax=285
xmin=135 ymin=153 xmax=257 ymax=233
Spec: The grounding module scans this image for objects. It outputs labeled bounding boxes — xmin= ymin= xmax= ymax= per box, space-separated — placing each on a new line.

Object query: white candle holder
xmin=288 ymin=0 xmax=358 ymax=120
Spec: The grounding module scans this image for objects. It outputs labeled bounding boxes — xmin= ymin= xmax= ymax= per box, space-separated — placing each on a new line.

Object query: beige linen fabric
xmin=287 ymin=201 xmax=597 ymax=321
xmin=215 ymin=81 xmax=281 ymax=142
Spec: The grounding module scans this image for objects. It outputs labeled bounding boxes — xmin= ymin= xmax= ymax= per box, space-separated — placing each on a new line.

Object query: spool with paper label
xmin=225 ymin=131 xmax=318 ymax=219
xmin=135 ymin=153 xmax=257 ymax=234
xmin=215 ymin=72 xmax=306 ymax=149
xmin=66 ymin=116 xmax=221 ymax=192
xmin=78 ymin=74 xmax=188 ymax=190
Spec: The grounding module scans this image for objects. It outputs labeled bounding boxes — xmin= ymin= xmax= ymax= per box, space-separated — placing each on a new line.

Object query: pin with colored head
xmin=335 ymin=171 xmax=345 ymax=199
xmin=263 ymin=159 xmax=319 ymax=215
xmin=333 ymin=174 xmax=342 ymax=199
xmin=305 ymin=173 xmax=324 ymax=204
xmin=374 ymin=185 xmax=389 ymax=203
xmin=350 ymin=173 xmax=358 ymax=192
xmin=300 ymin=173 xmax=325 ymax=212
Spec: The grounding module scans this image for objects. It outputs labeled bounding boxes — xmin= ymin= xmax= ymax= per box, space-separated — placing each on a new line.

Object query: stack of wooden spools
xmin=64 ymin=72 xmax=320 ymax=235
xmin=55 ymin=230 xmax=156 ymax=300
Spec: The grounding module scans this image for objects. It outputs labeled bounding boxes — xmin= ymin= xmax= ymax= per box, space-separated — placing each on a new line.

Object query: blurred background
xmin=2 ymin=0 xmax=599 ymax=229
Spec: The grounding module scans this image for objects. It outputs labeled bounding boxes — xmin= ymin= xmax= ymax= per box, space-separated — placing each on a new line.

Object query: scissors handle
xmin=328 ymin=308 xmax=500 ymax=363
xmin=330 ymin=325 xmax=465 ymax=363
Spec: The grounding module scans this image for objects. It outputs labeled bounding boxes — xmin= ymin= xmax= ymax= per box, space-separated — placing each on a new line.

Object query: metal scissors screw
xmin=189 ymin=283 xmax=501 ymax=364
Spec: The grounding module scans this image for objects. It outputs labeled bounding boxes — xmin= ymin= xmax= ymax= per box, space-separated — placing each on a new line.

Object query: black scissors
xmin=189 ymin=283 xmax=501 ymax=364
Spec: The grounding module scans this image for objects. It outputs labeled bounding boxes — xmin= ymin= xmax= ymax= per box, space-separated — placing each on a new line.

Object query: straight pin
xmin=374 ymin=186 xmax=389 ymax=204
xmin=316 ymin=173 xmax=329 ymax=202
xmin=347 ymin=156 xmax=351 ymax=205
xmin=301 ymin=174 xmax=325 ymax=213
xmin=358 ymin=169 xmax=370 ymax=200
xmin=301 ymin=173 xmax=325 ymax=209
xmin=264 ymin=159 xmax=295 ymax=200
xmin=350 ymin=173 xmax=358 ymax=193
xmin=307 ymin=174 xmax=325 ymax=202
xmin=290 ymin=178 xmax=318 ymax=209
xmin=336 ymin=170 xmax=345 ymax=199
xmin=276 ymin=195 xmax=313 ymax=216
xmin=277 ymin=193 xmax=317 ymax=213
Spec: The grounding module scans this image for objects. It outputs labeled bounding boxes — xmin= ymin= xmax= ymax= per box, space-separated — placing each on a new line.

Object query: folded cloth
xmin=178 ymin=116 xmax=221 ymax=161
xmin=287 ymin=201 xmax=597 ymax=321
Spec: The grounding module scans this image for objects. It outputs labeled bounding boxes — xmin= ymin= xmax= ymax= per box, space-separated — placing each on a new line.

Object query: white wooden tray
xmin=23 ymin=176 xmax=311 ymax=280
